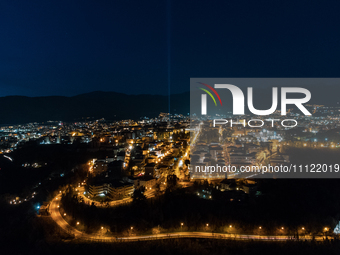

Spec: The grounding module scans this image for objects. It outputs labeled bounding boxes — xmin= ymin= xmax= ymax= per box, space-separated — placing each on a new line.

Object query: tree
xmin=154 ymin=182 xmax=161 ymax=197
xmin=132 ymin=186 xmax=146 ymax=203
xmin=166 ymin=174 xmax=178 ymax=193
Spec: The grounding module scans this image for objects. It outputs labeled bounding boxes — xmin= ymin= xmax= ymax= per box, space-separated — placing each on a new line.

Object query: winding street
xmin=49 ymin=194 xmax=84 ymax=237
xmin=49 ymin=194 xmax=327 ymax=242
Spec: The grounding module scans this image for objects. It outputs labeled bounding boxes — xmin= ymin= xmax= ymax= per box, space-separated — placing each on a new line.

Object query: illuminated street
xmin=2 ymin=1 xmax=340 ymax=254
xmin=49 ymin=194 xmax=327 ymax=242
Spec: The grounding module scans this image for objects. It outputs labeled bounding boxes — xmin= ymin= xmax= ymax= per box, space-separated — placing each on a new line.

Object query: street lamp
xmin=77 ymin=222 xmax=80 ymax=225
xmin=131 ymin=227 xmax=133 ymax=230
xmin=206 ymin=224 xmax=209 ymax=227
xmin=64 ymin=213 xmax=66 ymax=216
xmin=181 ymin=223 xmax=184 ymax=230
xmin=259 ymin=226 xmax=262 ymax=229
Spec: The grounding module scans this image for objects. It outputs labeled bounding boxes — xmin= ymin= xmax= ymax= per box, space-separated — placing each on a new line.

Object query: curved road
xmin=49 ymin=194 xmax=326 ymax=242
xmin=50 ymin=194 xmax=84 ymax=237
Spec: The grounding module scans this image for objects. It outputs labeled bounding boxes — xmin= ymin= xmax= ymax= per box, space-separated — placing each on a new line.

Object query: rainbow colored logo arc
xmin=198 ymin=82 xmax=223 ymax=106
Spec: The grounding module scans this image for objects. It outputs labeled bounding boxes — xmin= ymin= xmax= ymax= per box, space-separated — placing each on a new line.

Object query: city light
xmin=4 ymin=102 xmax=340 ymax=247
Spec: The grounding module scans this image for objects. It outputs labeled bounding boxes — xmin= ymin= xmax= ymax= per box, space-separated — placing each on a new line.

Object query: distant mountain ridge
xmin=0 ymin=85 xmax=338 ymax=125
xmin=0 ymin=91 xmax=190 ymax=125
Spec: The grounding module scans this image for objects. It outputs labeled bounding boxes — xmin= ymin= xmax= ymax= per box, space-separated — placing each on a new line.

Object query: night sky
xmin=1 ymin=0 xmax=340 ymax=97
